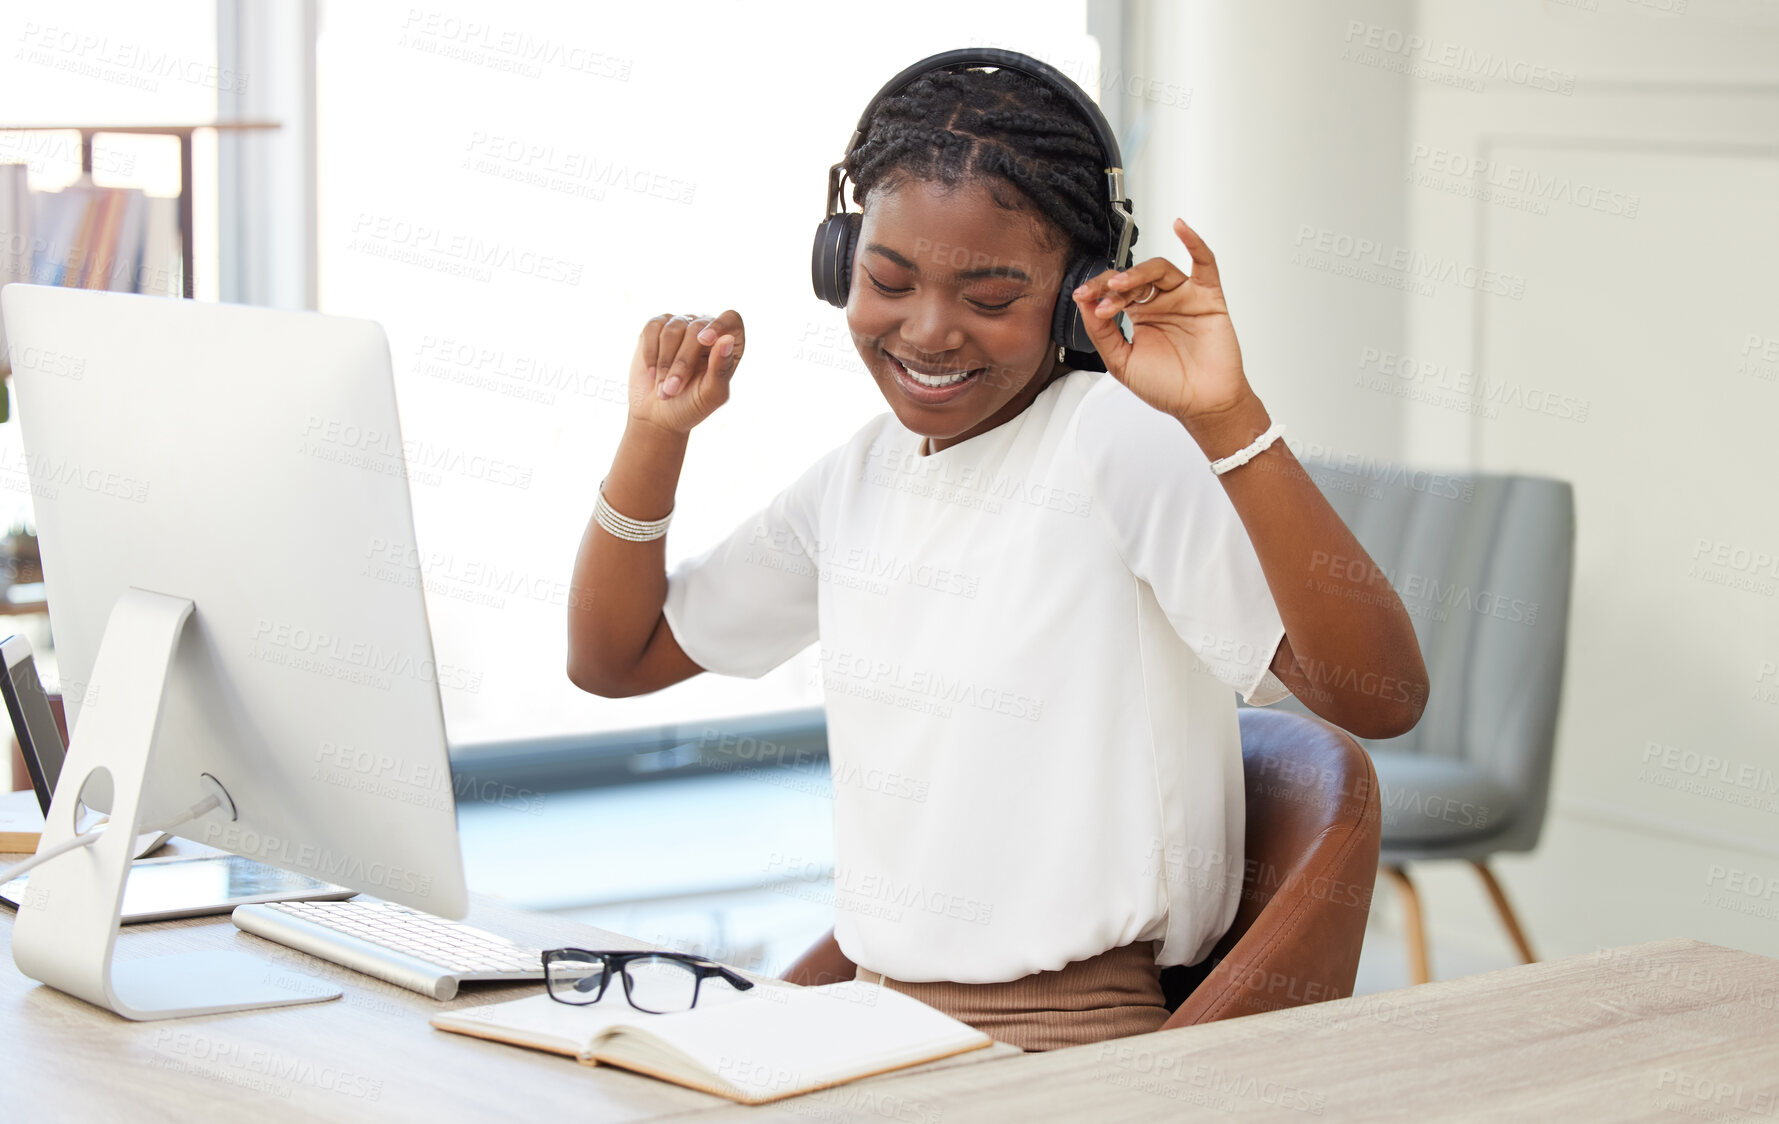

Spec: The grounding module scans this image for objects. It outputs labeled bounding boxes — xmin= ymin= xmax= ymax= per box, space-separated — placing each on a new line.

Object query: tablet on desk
xmin=0 ymin=633 xmax=173 ymax=858
xmin=1 ymin=852 xmax=355 ymax=924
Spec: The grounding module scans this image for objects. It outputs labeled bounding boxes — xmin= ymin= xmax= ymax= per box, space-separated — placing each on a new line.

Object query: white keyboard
xmin=232 ymin=899 xmax=544 ymax=1000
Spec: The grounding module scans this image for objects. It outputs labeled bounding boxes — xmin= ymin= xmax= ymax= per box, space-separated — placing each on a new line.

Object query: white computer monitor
xmin=0 ymin=284 xmax=468 ymax=1019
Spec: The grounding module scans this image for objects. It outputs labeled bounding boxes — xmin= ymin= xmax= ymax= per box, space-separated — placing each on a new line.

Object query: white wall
xmin=1130 ymin=0 xmax=1779 ymax=970
xmin=1124 ymin=0 xmax=1416 ymax=461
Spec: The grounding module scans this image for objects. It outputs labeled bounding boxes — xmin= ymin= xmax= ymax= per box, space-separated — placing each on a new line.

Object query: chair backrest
xmin=1274 ymin=460 xmax=1576 ymax=853
xmin=1162 ymin=708 xmax=1380 ymax=1025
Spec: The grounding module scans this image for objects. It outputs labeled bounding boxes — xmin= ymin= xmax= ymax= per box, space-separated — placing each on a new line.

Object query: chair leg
xmin=1471 ymin=860 xmax=1536 ymax=965
xmin=1380 ymin=864 xmax=1431 ymax=985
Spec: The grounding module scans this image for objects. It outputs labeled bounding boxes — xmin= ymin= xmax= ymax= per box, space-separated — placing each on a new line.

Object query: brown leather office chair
xmin=785 ymin=709 xmax=1382 ymax=1029
xmin=1159 ymin=708 xmax=1380 ymax=1025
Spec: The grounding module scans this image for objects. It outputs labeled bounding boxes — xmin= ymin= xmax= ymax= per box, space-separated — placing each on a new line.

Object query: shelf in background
xmin=0 ymin=121 xmax=280 ymax=299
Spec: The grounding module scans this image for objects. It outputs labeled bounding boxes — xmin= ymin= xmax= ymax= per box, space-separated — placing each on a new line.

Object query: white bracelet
xmin=1209 ymin=421 xmax=1286 ymax=476
xmin=595 ymin=477 xmax=673 ymax=541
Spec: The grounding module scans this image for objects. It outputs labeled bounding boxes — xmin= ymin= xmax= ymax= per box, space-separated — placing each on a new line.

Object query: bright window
xmin=314 ymin=2 xmax=1096 ymax=744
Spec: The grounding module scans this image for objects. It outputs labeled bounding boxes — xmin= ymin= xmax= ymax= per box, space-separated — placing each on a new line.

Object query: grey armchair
xmin=1269 ymin=458 xmax=1576 ymax=983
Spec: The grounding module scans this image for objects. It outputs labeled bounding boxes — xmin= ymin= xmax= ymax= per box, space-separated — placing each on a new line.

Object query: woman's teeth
xmin=891 ymin=354 xmax=975 ymax=387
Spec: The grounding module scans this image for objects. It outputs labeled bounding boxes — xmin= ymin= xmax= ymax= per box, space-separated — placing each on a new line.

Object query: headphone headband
xmin=827 ymin=47 xmax=1135 ymax=270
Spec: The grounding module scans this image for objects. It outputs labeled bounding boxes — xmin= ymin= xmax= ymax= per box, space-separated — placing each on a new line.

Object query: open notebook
xmin=431 ymin=979 xmax=994 ymax=1104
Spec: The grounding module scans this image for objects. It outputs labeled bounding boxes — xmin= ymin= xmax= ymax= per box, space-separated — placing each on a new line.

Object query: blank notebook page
xmin=605 ymin=981 xmax=991 ymax=1098
xmin=437 ymin=981 xmax=755 ymax=1056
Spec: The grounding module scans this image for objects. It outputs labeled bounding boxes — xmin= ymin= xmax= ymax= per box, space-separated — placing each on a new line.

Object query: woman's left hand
xmin=1071 ymin=218 xmax=1255 ymax=424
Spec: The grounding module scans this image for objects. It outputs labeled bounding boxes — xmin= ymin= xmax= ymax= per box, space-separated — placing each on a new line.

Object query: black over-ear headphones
xmin=810 ymin=47 xmax=1136 ymax=374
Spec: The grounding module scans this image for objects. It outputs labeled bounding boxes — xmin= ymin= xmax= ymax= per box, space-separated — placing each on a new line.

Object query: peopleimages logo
xmin=7 ymin=344 xmax=86 ymax=380
xmin=14 ymin=22 xmax=250 ymax=94
xmin=0 ymin=129 xmax=138 ymax=177
xmin=1642 ymin=741 xmax=1779 ymax=795
xmin=462 ymin=132 xmax=695 ymax=205
xmin=398 ymin=10 xmax=632 ymax=81
xmin=747 ymin=527 xmax=981 ymax=599
xmin=362 ymin=537 xmax=584 ymax=613
xmin=816 ymin=648 xmax=1044 ymax=721
xmin=1293 ymin=225 xmax=1527 ymax=299
xmin=298 ymin=415 xmax=533 ymax=490
xmin=250 ymin=617 xmax=483 ymax=694
xmin=200 ymin=823 xmax=433 ymax=898
xmin=863 ymin=444 xmax=1093 ymax=518
xmin=765 ymin=854 xmax=996 ymax=926
xmin=1341 ymin=21 xmax=1576 ymax=95
xmin=1742 ymin=333 xmax=1778 ymax=382
xmin=149 ymin=1030 xmax=381 ymax=1101
xmin=1288 ymin=440 xmax=1475 ymax=502
xmin=1692 ymin=538 xmax=1779 ymax=579
xmin=410 ymin=334 xmax=629 ymax=407
xmin=347 ymin=212 xmax=583 ymax=287
xmin=1355 ymin=347 xmax=1591 ymax=422
xmin=0 ymin=449 xmax=149 ymax=503
xmin=713 ymin=1056 xmax=940 ymax=1123
xmin=1407 ymin=144 xmax=1640 ymax=219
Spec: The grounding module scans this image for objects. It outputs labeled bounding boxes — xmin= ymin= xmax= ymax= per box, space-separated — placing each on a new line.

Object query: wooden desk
xmin=0 ymin=878 xmax=1013 ymax=1122
xmin=1 ymin=873 xmax=1775 ymax=1122
xmin=699 ymin=937 xmax=1779 ymax=1123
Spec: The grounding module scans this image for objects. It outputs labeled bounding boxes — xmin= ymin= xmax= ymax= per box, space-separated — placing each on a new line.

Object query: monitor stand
xmin=9 ymin=588 xmax=341 ymax=1020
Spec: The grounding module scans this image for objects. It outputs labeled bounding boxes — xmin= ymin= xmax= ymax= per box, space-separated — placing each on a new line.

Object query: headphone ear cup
xmin=811 ymin=212 xmax=863 ymax=308
xmin=1052 ymin=256 xmax=1109 ymax=371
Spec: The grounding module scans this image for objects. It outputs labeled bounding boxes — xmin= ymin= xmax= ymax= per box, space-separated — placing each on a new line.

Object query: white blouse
xmin=662 ymin=368 xmax=1289 ymax=984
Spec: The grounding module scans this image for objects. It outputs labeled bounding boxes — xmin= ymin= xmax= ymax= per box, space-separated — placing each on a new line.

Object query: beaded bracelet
xmin=1209 ymin=421 xmax=1286 ymax=476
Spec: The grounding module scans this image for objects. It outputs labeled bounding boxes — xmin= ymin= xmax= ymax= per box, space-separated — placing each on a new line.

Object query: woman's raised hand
xmin=1069 ymin=219 xmax=1255 ymax=425
xmin=627 ymin=310 xmax=746 ymax=435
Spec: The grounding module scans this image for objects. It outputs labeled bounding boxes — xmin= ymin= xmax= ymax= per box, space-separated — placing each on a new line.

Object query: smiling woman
xmin=835 ymin=61 xmax=1129 ymax=452
xmin=853 ymin=177 xmax=1060 ymax=437
xmin=849 ymin=179 xmax=1071 ymax=444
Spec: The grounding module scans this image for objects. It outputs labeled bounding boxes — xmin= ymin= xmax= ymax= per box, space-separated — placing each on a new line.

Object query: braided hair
xmin=844 ymin=66 xmax=1136 ymax=264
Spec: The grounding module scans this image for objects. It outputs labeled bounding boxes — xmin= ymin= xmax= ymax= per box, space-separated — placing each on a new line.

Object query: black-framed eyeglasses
xmin=541 ymin=948 xmax=755 ymax=1014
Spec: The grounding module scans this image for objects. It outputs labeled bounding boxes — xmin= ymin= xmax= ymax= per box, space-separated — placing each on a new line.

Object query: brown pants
xmin=854 ymin=939 xmax=1171 ymax=1052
